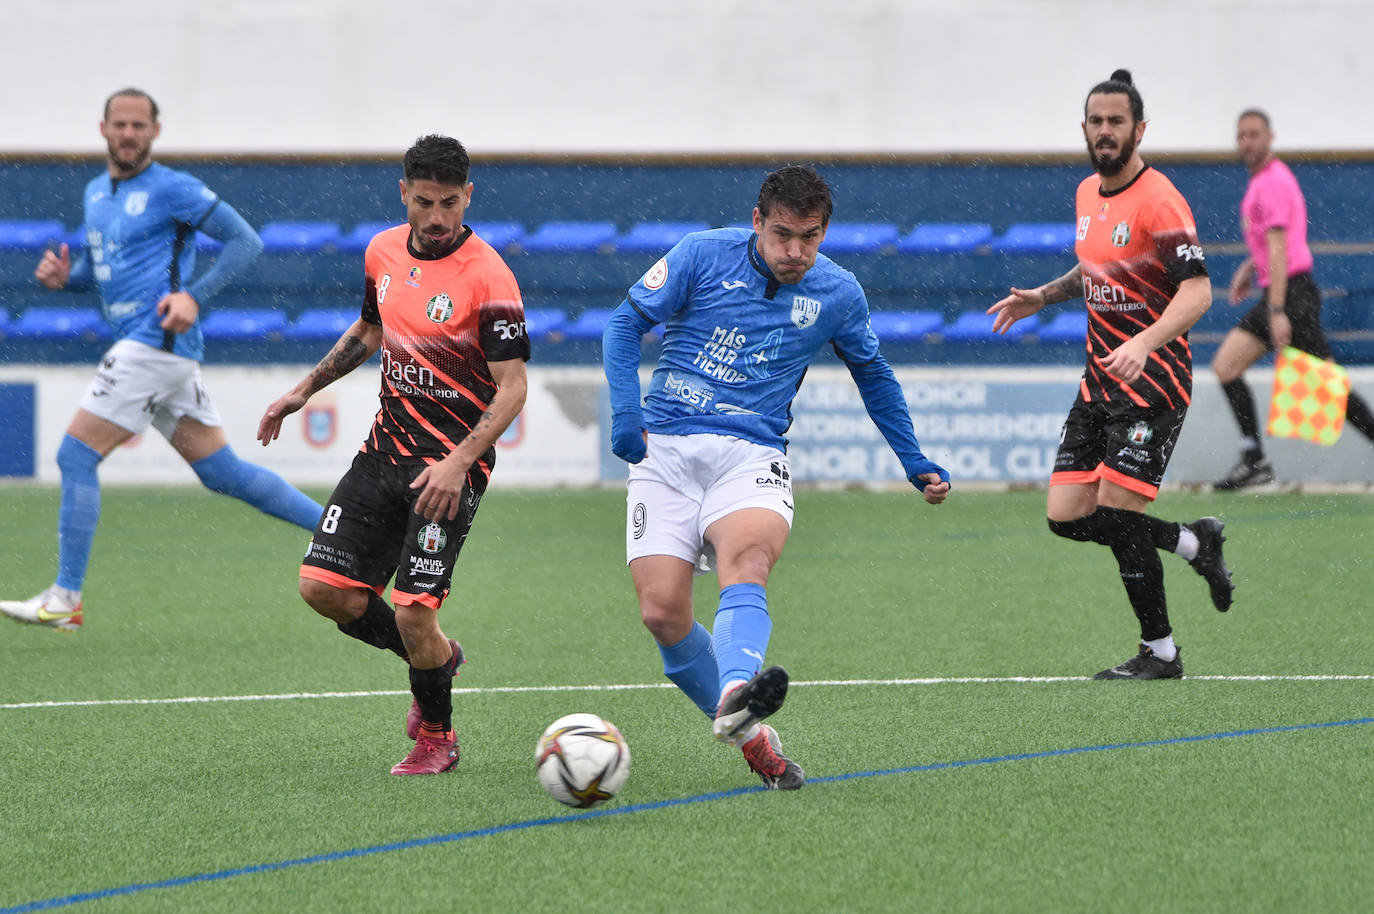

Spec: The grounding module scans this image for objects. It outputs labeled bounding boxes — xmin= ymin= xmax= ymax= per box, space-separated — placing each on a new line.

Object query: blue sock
xmin=190 ymin=445 xmax=323 ymax=530
xmin=55 ymin=435 xmax=103 ymax=592
xmin=658 ymin=622 xmax=720 ymax=718
xmin=713 ymin=583 xmax=771 ymax=693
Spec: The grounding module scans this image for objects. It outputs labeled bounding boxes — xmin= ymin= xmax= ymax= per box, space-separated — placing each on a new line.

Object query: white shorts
xmin=626 ymin=433 xmax=794 ymax=568
xmin=79 ymin=338 xmax=222 ymax=439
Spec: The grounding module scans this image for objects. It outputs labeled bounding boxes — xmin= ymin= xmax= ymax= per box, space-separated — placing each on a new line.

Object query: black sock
xmin=1051 ymin=509 xmax=1181 ymax=554
xmin=1098 ymin=507 xmax=1171 ymax=641
xmin=1221 ymin=379 xmax=1264 ymax=456
xmin=337 ymin=593 xmax=407 ymax=658
xmin=1345 ymin=390 xmax=1374 ymax=444
xmin=409 ymin=663 xmax=453 ymax=732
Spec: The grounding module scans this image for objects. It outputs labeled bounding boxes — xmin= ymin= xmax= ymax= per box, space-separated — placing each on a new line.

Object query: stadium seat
xmin=337 ymin=221 xmax=396 ymax=253
xmin=468 ymin=221 xmax=526 ymax=250
xmin=200 ymin=308 xmax=289 ymax=341
xmin=560 ymin=308 xmax=617 ymax=342
xmin=940 ymin=309 xmax=1034 ymax=341
xmin=282 ymin=307 xmax=359 ymax=341
xmin=896 ymin=222 xmax=994 ymax=254
xmin=1037 ymin=310 xmax=1088 ymax=343
xmin=819 ymin=222 xmax=899 ymax=255
xmin=8 ymin=307 xmax=108 ymax=340
xmin=257 ymin=221 xmax=343 ymax=253
xmin=521 ymin=221 xmax=618 ymax=253
xmin=868 ymin=310 xmax=942 ymax=342
xmin=613 ymin=221 xmax=710 ymax=254
xmin=991 ymin=222 xmax=1078 ymax=254
xmin=523 ymin=306 xmax=568 ymax=339
xmin=197 ymin=232 xmax=224 ymax=253
xmin=0 ymin=220 xmax=65 ymax=250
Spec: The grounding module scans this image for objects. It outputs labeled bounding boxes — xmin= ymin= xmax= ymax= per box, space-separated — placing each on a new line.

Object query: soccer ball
xmin=535 ymin=713 xmax=631 ymax=808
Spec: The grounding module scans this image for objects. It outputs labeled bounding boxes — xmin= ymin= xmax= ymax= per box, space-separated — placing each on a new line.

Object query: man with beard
xmin=258 ymin=135 xmax=530 ymax=775
xmin=2 ymin=88 xmax=322 ymax=633
xmin=1210 ymin=108 xmax=1374 ymax=489
xmin=987 ymin=70 xmax=1234 ymax=679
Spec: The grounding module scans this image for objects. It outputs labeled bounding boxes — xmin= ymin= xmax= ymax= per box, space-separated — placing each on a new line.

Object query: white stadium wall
xmin=2 ymin=0 xmax=1372 ymax=155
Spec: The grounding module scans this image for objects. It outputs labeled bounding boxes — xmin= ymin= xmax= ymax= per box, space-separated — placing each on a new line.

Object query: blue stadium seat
xmin=896 ymin=222 xmax=994 ymax=254
xmin=521 ymin=221 xmax=618 ymax=253
xmin=0 ymin=307 xmax=12 ymax=334
xmin=941 ymin=309 xmax=1034 ymax=341
xmin=613 ymin=222 xmax=710 ymax=254
xmin=8 ymin=307 xmax=108 ymax=340
xmin=197 ymin=232 xmax=224 ymax=253
xmin=560 ymin=308 xmax=616 ymax=342
xmin=200 ymin=308 xmax=288 ymax=341
xmin=468 ymin=221 xmax=526 ymax=250
xmin=282 ymin=308 xmax=359 ymax=341
xmin=991 ymin=222 xmax=1077 ymax=254
xmin=819 ymin=222 xmax=899 ymax=255
xmin=337 ymin=221 xmax=397 ymax=253
xmin=1037 ymin=310 xmax=1088 ymax=343
xmin=0 ymin=220 xmax=65 ymax=250
xmin=868 ymin=310 xmax=942 ymax=342
xmin=257 ymin=221 xmax=343 ymax=253
xmin=523 ymin=307 xmax=568 ymax=339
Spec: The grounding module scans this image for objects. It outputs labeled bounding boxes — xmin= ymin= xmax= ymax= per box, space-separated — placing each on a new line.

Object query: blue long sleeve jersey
xmin=65 ymin=162 xmax=263 ymax=361
xmin=603 ymin=227 xmax=931 ymax=472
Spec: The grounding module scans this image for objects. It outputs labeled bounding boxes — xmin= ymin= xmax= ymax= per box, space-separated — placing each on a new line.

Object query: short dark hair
xmin=403 ymin=134 xmax=471 ymax=186
xmin=1238 ymin=108 xmax=1271 ymax=129
xmin=1085 ymin=68 xmax=1145 ymax=124
xmin=757 ymin=164 xmax=833 ymax=225
xmin=104 ymin=87 xmax=159 ymax=122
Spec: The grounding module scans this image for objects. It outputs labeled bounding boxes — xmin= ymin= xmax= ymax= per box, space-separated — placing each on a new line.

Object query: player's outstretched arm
xmin=602 ymin=300 xmax=654 ymax=463
xmin=258 ymin=319 xmax=381 ymax=445
xmin=988 ymin=265 xmax=1082 ymax=333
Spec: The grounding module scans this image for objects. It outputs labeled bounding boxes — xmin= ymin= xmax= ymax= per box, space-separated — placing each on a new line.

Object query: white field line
xmin=2 ymin=674 xmax=1371 ymax=711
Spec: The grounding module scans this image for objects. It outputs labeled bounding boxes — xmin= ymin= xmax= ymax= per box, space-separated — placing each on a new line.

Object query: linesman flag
xmin=1267 ymin=346 xmax=1350 ymax=445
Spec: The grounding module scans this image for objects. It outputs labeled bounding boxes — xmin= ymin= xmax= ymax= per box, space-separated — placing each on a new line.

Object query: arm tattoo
xmin=306 ymin=334 xmax=370 ymax=393
xmin=1041 ymin=266 xmax=1082 ymax=305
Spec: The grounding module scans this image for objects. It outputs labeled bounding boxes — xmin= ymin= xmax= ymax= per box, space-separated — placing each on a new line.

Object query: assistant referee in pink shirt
xmin=1210 ymin=108 xmax=1374 ymax=490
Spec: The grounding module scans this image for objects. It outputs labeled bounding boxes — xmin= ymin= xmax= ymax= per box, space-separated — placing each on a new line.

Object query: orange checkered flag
xmin=1267 ymin=346 xmax=1350 ymax=445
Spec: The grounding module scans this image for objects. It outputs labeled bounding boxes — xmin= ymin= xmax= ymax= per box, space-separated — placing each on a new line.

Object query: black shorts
xmin=1051 ymin=395 xmax=1187 ymax=499
xmin=300 ymin=450 xmax=487 ymax=609
xmin=1236 ymin=272 xmax=1332 ymax=359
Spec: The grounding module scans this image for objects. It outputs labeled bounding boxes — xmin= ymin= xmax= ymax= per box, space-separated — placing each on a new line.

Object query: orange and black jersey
xmin=359 ymin=224 xmax=529 ymax=475
xmin=1074 ymin=165 xmax=1208 ymax=410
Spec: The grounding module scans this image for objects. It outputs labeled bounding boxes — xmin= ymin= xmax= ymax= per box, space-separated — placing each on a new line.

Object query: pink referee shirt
xmin=1241 ymin=157 xmax=1314 ymax=288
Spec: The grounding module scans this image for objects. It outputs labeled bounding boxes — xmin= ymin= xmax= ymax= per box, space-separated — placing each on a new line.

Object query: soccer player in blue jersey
xmin=0 ymin=88 xmax=322 ymax=632
xmin=603 ymin=165 xmax=950 ymax=789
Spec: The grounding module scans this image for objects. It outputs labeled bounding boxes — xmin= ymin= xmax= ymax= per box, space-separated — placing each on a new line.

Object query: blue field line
xmin=4 ymin=716 xmax=1371 ymax=913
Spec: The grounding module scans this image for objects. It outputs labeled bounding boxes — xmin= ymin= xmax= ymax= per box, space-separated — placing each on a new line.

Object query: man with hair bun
xmin=989 ymin=70 xmax=1234 ymax=680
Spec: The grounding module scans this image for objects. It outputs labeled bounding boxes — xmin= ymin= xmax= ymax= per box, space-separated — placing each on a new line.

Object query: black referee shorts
xmin=1236 ymin=272 xmax=1332 ymax=359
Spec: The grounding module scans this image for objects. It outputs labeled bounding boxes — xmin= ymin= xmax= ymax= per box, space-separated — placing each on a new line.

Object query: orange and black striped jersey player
xmin=258 ymin=134 xmax=529 ymax=774
xmin=988 ymin=69 xmax=1235 ymax=681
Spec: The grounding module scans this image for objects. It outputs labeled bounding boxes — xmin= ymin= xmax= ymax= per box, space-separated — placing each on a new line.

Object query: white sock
xmin=1175 ymin=526 xmax=1199 ymax=562
xmin=1143 ymin=635 xmax=1177 ymax=661
xmin=51 ymin=585 xmax=81 ymax=605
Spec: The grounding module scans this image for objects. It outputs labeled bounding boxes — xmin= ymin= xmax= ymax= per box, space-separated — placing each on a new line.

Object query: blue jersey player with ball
xmin=603 ymin=165 xmax=950 ymax=789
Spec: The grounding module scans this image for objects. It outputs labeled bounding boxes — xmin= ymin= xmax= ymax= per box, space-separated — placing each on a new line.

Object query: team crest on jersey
xmin=406 ymin=266 xmax=421 ymax=288
xmin=426 ymin=292 xmax=453 ymax=323
xmin=791 ymin=296 xmax=821 ymax=329
xmin=418 ymin=523 xmax=448 ymax=554
xmin=123 ymin=192 xmax=149 ymax=216
xmin=1128 ymin=421 xmax=1153 ymax=445
xmin=643 ymin=258 xmax=668 ymax=291
xmin=1111 ymin=222 xmax=1131 ymax=247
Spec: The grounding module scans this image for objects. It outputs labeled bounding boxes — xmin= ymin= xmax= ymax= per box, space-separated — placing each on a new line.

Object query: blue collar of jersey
xmin=745 ymin=232 xmax=783 ymax=301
